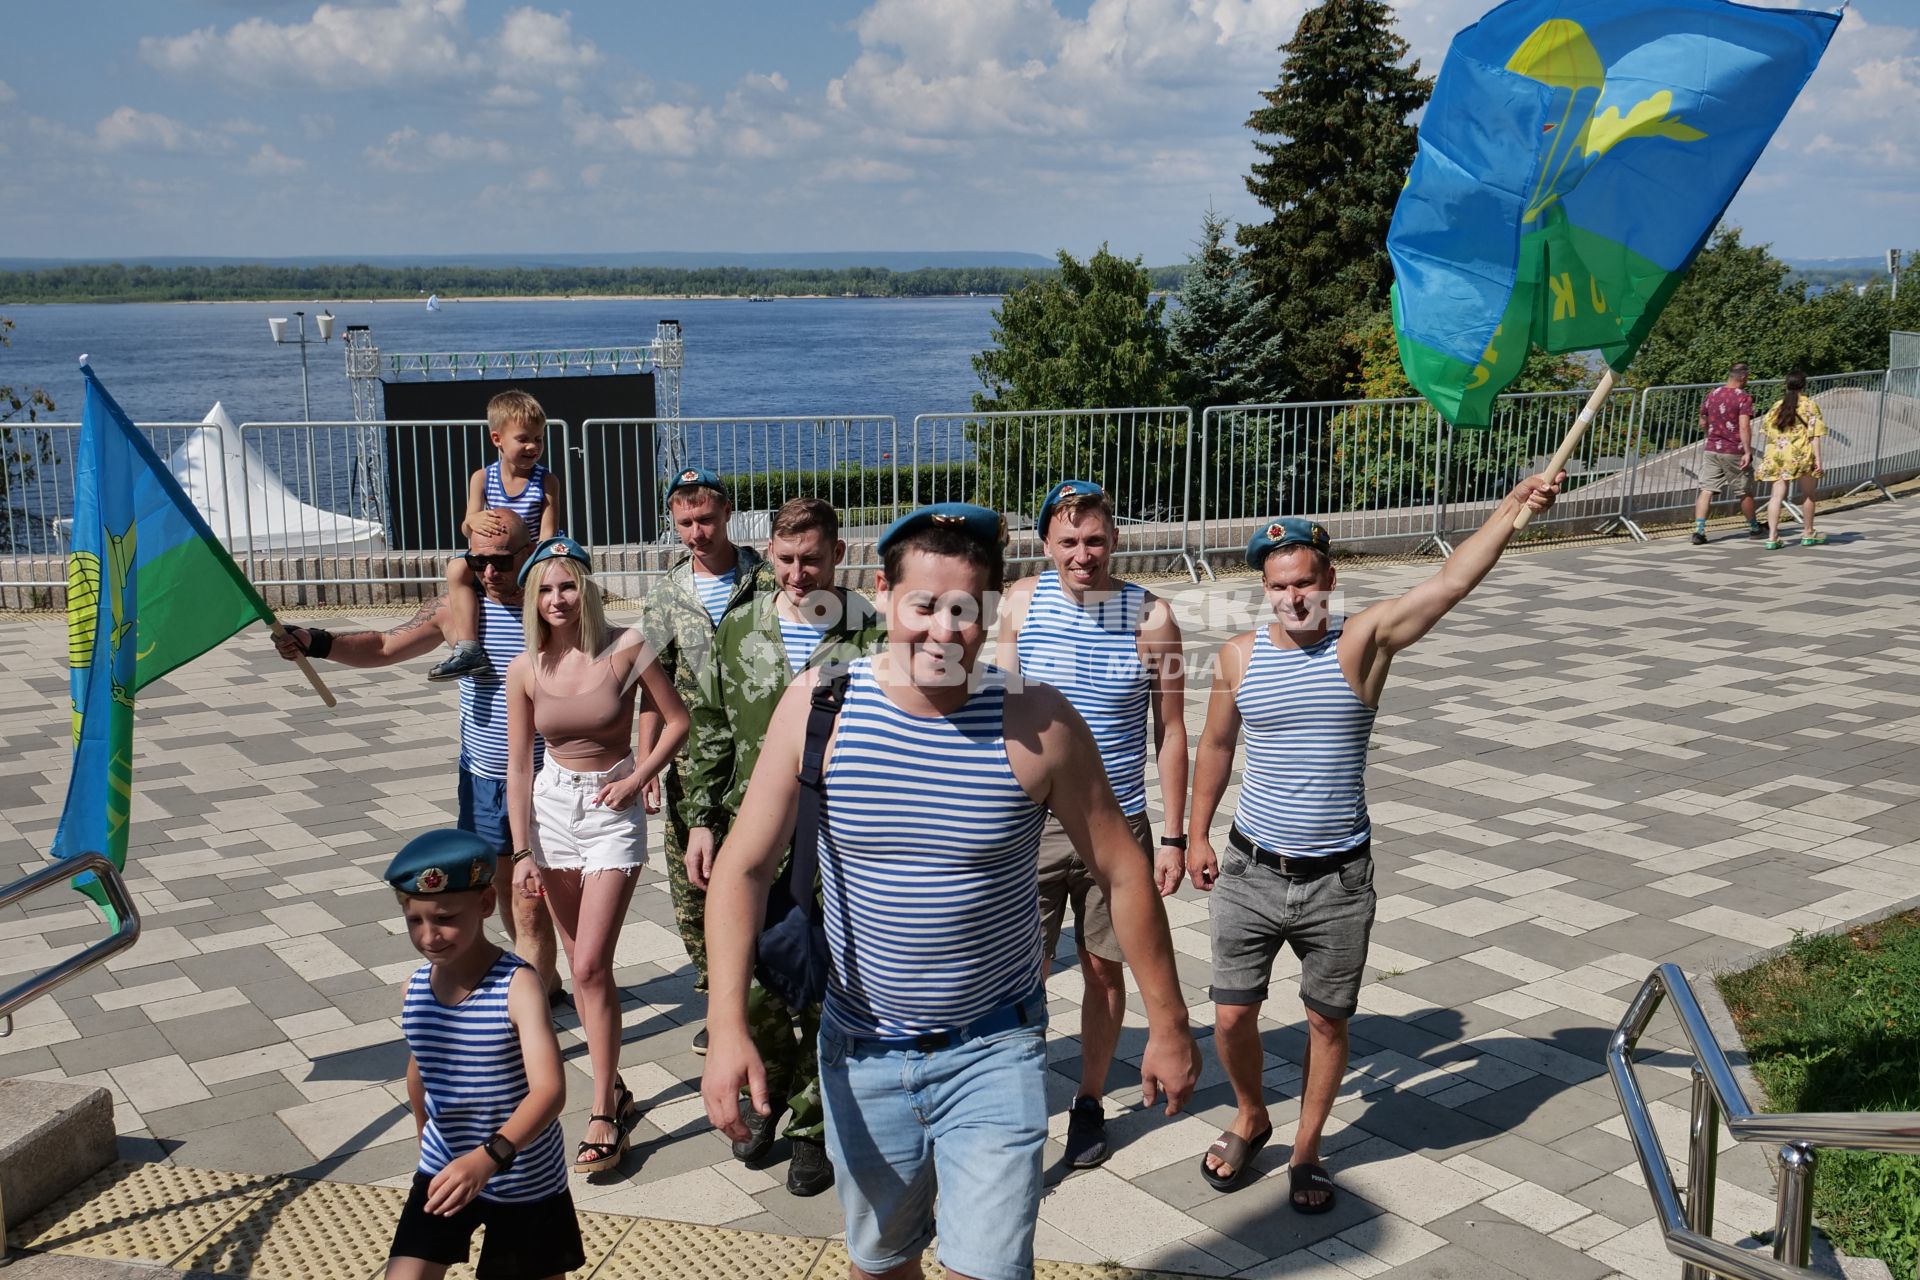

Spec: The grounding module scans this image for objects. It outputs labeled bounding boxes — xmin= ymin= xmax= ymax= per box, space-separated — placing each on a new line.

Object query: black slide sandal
xmin=1199 ymin=1124 xmax=1273 ymax=1192
xmin=1289 ymin=1162 xmax=1337 ymax=1214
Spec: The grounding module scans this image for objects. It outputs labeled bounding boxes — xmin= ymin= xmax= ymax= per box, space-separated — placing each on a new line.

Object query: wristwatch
xmin=482 ymin=1132 xmax=517 ymax=1172
xmin=1159 ymin=835 xmax=1188 ymax=850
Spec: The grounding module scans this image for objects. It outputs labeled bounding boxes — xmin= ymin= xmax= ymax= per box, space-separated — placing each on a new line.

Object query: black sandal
xmin=614 ymin=1076 xmax=639 ymax=1131
xmin=572 ymin=1114 xmax=629 ymax=1174
xmin=1289 ymin=1162 xmax=1337 ymax=1214
xmin=1199 ymin=1123 xmax=1272 ymax=1192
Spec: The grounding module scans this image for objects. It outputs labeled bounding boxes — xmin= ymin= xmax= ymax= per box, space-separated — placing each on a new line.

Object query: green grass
xmin=1716 ymin=912 xmax=1920 ymax=1276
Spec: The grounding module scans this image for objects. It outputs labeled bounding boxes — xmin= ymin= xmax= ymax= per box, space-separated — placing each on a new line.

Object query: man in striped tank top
xmin=997 ymin=479 xmax=1188 ymax=1170
xmin=1187 ymin=477 xmax=1561 ymax=1212
xmin=382 ymin=829 xmax=583 ymax=1280
xmin=275 ymin=511 xmax=561 ymax=1004
xmin=637 ymin=468 xmax=762 ymax=1050
xmin=701 ymin=503 xmax=1201 ymax=1280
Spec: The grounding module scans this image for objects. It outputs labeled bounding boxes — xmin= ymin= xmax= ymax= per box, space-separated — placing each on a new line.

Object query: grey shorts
xmin=1699 ymin=450 xmax=1753 ymax=496
xmin=1037 ymin=810 xmax=1154 ymax=965
xmin=1208 ymin=836 xmax=1376 ymax=1020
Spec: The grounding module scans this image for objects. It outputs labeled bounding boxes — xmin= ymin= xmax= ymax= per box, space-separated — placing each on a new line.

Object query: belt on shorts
xmin=1228 ymin=827 xmax=1371 ymax=878
xmin=846 ymin=989 xmax=1042 ymax=1053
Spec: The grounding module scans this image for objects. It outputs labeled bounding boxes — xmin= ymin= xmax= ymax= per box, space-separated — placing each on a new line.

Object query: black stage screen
xmin=380 ymin=374 xmax=658 ymax=549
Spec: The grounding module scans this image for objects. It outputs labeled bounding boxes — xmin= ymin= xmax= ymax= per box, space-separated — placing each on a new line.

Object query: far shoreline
xmin=6 ymin=292 xmax=1009 ymax=307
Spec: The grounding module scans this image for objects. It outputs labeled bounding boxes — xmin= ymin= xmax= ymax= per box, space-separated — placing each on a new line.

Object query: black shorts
xmin=389 ymin=1172 xmax=585 ymax=1280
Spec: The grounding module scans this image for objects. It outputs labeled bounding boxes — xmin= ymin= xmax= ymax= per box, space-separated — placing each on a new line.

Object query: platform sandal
xmin=573 ymin=1114 xmax=629 ymax=1175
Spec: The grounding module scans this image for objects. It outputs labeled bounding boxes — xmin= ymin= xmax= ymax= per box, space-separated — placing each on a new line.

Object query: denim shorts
xmin=531 ymin=755 xmax=646 ymax=874
xmin=818 ymin=993 xmax=1049 ymax=1280
xmin=1208 ymin=840 xmax=1376 ymax=1019
xmin=457 ymin=768 xmax=512 ymax=856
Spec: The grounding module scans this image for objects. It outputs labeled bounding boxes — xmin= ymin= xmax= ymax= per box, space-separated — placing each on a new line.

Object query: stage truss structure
xmin=342 ymin=320 xmax=685 ymax=528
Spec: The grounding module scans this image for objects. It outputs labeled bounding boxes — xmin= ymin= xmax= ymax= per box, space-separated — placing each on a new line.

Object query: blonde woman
xmin=1755 ymin=370 xmax=1827 ymax=549
xmin=506 ymin=536 xmax=689 ymax=1174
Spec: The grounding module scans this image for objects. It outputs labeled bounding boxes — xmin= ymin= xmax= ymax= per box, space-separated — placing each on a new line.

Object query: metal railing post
xmin=1682 ymin=1064 xmax=1720 ymax=1280
xmin=1772 ymin=1143 xmax=1816 ymax=1268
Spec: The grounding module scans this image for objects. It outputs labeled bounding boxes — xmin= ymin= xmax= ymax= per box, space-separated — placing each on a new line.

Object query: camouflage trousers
xmin=662 ymin=769 xmax=707 ymax=992
xmin=747 ymin=981 xmax=822 ymax=1141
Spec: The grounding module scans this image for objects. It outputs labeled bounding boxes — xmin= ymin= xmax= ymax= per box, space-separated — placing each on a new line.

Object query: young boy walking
xmin=431 ymin=391 xmax=563 ymax=681
xmin=384 ymin=829 xmax=583 ymax=1280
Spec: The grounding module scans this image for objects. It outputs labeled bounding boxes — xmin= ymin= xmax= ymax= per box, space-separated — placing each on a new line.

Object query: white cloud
xmin=483 ymin=83 xmax=543 ymax=108
xmin=141 ymin=0 xmax=478 ymax=87
xmin=818 ymin=156 xmax=915 ymax=184
xmin=94 ymin=107 xmax=224 ymax=153
xmin=364 ymin=126 xmax=515 ymax=170
xmin=300 ymin=113 xmax=336 ymax=140
xmin=244 ymin=143 xmax=306 ymax=175
xmin=219 ymin=117 xmax=268 ymax=136
xmin=0 ymin=80 xmax=16 ymax=105
xmin=493 ymin=6 xmax=598 ymax=89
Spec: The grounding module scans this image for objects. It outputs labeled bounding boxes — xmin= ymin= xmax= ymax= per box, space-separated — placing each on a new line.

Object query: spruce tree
xmin=1167 ymin=209 xmax=1289 ymax=411
xmin=1238 ymin=0 xmax=1431 ymax=402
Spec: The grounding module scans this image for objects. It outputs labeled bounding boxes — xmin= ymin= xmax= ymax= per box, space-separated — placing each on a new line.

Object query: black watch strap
xmin=483 ymin=1132 xmax=516 ymax=1171
xmin=1160 ymin=834 xmax=1188 ymax=850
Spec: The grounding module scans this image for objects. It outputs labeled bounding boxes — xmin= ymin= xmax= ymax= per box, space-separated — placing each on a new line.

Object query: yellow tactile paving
xmin=6 ymin=1163 xmax=281 ymax=1266
xmin=593 ymin=1219 xmax=824 ymax=1280
xmin=176 ymin=1178 xmax=406 ymax=1280
xmin=9 ymin=1164 xmax=1205 ymax=1280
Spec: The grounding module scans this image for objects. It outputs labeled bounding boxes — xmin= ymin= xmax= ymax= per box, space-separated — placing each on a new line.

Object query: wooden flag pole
xmin=1514 ymin=367 xmax=1617 ymax=531
xmin=268 ymin=621 xmax=337 ymax=708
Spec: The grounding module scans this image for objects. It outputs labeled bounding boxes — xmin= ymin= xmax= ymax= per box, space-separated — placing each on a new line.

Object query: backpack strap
xmin=787 ymin=667 xmax=852 ymax=923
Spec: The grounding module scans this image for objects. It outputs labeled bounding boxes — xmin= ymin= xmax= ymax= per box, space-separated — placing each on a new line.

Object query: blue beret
xmin=518 ymin=534 xmax=593 ymax=586
xmin=384 ymin=830 xmax=498 ymax=895
xmin=1035 ymin=479 xmax=1104 ymax=537
xmin=1246 ymin=517 xmax=1332 ymax=569
xmin=666 ymin=467 xmax=726 ymax=500
xmin=877 ymin=503 xmax=1007 ymax=557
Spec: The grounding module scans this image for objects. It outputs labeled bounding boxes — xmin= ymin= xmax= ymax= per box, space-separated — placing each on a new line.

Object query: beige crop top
xmin=530 ymin=647 xmax=638 ymax=761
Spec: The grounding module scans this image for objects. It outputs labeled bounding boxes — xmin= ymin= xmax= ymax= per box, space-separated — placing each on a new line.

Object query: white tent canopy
xmin=170 ymin=403 xmax=386 ymax=554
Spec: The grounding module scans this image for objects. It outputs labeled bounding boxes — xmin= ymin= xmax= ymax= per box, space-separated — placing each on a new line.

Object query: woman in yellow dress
xmin=1754 ymin=370 xmax=1825 ymax=549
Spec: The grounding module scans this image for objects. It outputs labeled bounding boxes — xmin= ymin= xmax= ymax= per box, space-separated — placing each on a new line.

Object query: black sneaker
xmin=693 ymin=1027 xmax=708 ymax=1055
xmin=1689 ymin=530 xmax=1707 ymax=545
xmin=1747 ymin=524 xmax=1766 ymax=539
xmin=1064 ymin=1096 xmax=1109 ymax=1169
xmin=787 ymin=1138 xmax=835 ymax=1197
xmin=731 ymin=1103 xmax=786 ymax=1165
xmin=428 ymin=645 xmax=495 ymax=682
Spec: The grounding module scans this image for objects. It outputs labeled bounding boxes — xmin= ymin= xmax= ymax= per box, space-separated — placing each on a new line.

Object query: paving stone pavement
xmin=4 ymin=499 xmax=1919 ymax=1279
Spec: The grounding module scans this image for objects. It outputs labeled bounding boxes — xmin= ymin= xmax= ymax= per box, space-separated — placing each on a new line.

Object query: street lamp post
xmin=267 ymin=309 xmax=336 ymax=421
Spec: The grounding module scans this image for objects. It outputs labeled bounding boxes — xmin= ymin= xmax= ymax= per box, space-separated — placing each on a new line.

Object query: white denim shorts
xmin=530 ymin=754 xmax=646 ymax=875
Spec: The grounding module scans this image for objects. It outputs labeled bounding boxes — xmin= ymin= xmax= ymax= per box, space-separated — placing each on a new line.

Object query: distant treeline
xmin=0 ymin=262 xmax=1189 ymax=304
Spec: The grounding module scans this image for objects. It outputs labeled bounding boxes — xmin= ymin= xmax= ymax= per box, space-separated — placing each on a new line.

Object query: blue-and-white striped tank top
xmin=819 ymin=658 xmax=1047 ymax=1038
xmin=1016 ymin=571 xmax=1152 ymax=814
xmin=459 ymin=594 xmax=542 ymax=780
xmin=483 ymin=461 xmax=548 ymax=532
xmin=693 ymin=566 xmax=736 ymax=626
xmin=778 ymin=614 xmax=827 ymax=675
xmin=1231 ymin=622 xmax=1376 ymax=857
xmin=402 ymin=952 xmax=567 ymax=1203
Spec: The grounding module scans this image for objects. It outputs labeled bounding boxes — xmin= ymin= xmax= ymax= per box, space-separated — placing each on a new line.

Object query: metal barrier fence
xmin=910 ymin=407 xmax=1195 ymax=575
xmin=5 ymin=368 xmax=1917 ymax=602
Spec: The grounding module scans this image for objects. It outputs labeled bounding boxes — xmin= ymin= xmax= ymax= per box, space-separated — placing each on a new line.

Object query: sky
xmin=1 ymin=0 xmax=1914 ymax=266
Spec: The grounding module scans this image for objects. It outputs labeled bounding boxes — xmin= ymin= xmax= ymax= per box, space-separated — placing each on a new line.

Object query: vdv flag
xmin=55 ymin=365 xmax=278 ymax=924
xmin=1388 ymin=0 xmax=1839 ymax=426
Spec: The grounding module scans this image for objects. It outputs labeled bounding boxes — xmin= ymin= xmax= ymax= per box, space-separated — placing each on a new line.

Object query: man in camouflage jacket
xmin=637 ymin=470 xmax=762 ymax=1006
xmin=681 ymin=499 xmax=883 ymax=1195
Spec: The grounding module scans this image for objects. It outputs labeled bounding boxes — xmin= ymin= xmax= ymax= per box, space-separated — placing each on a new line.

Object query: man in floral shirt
xmin=1693 ymin=362 xmax=1764 ymax=544
xmin=680 ymin=497 xmax=883 ymax=1197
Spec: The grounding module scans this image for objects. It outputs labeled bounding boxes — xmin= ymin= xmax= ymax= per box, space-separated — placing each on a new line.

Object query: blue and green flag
xmin=1388 ymin=0 xmax=1839 ymax=426
xmin=54 ymin=365 xmax=278 ymax=924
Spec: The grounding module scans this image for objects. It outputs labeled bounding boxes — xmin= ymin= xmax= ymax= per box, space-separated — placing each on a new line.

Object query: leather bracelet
xmin=1159 ymin=835 xmax=1188 ymax=850
xmin=510 ymin=848 xmax=534 ymax=863
xmin=304 ymin=627 xmax=333 ymax=660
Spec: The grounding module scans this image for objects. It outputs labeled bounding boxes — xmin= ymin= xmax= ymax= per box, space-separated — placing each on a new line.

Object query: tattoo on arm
xmin=386 ymin=596 xmax=447 ymax=638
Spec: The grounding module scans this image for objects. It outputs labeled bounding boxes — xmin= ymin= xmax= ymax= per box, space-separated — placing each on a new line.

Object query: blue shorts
xmin=818 ymin=993 xmax=1048 ymax=1280
xmin=457 ymin=768 xmax=512 ymax=855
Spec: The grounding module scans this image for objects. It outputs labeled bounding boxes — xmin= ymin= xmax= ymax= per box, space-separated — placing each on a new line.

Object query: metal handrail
xmin=1609 ymin=963 xmax=1920 ymax=1280
xmin=0 ymin=852 xmax=142 ymax=1037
